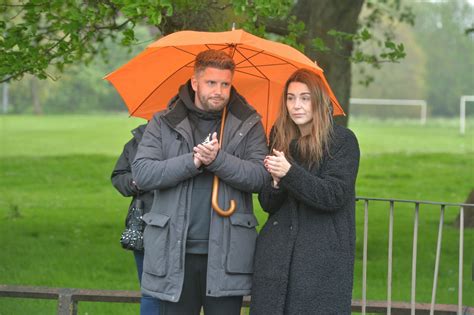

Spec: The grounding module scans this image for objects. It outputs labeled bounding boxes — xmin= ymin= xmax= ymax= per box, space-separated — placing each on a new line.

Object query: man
xmin=132 ymin=50 xmax=268 ymax=315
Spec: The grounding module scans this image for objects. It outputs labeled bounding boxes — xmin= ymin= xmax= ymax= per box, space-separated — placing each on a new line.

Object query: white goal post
xmin=349 ymin=98 xmax=427 ymax=124
xmin=460 ymin=95 xmax=474 ymax=135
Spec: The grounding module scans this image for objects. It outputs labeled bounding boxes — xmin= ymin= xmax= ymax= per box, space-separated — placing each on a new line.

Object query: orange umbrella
xmin=105 ymin=29 xmax=344 ymax=135
xmin=105 ymin=29 xmax=345 ymax=217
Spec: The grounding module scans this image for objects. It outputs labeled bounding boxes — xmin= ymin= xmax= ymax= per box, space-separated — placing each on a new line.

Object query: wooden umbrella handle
xmin=211 ymin=105 xmax=237 ymax=217
xmin=211 ymin=176 xmax=236 ymax=217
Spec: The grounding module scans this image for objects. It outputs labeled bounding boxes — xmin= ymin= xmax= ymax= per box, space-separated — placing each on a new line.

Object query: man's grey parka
xmin=131 ymin=82 xmax=268 ymax=302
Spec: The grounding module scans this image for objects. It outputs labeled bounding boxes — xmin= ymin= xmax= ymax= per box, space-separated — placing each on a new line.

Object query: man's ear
xmin=191 ymin=75 xmax=198 ymax=92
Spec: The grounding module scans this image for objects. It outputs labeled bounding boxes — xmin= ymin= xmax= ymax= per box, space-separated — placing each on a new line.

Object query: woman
xmin=250 ymin=69 xmax=360 ymax=314
xmin=111 ymin=123 xmax=160 ymax=315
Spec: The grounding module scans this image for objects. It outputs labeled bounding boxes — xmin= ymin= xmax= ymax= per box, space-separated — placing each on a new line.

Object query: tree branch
xmin=263 ymin=19 xmax=289 ymax=36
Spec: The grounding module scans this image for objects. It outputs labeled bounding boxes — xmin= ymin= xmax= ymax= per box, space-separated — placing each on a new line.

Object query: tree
xmin=412 ymin=0 xmax=474 ymax=117
xmin=0 ymin=0 xmax=413 ymax=124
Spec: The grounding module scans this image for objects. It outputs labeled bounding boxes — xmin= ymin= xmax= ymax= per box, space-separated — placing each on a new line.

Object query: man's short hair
xmin=194 ymin=50 xmax=235 ymax=75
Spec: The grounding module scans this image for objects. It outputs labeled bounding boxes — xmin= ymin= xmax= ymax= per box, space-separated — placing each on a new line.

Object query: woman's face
xmin=286 ymin=81 xmax=313 ymax=134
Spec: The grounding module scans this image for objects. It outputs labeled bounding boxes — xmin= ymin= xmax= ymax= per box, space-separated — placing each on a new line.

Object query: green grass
xmin=0 ymin=113 xmax=143 ymax=157
xmin=0 ymin=115 xmax=473 ymax=314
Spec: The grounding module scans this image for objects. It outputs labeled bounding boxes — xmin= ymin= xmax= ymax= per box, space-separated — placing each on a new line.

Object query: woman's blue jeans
xmin=134 ymin=250 xmax=161 ymax=315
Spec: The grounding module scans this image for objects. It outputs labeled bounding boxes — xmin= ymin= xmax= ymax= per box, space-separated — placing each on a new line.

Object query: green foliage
xmin=4 ymin=24 xmax=151 ymax=114
xmin=278 ymin=16 xmax=306 ymax=52
xmin=0 ymin=0 xmax=170 ymax=82
xmin=232 ymin=0 xmax=293 ymax=25
xmin=351 ymin=1 xmax=414 ymax=86
xmin=0 ymin=0 xmax=294 ymax=82
xmin=0 ymin=0 xmax=414 ymax=87
xmin=306 ymin=1 xmax=413 ymax=86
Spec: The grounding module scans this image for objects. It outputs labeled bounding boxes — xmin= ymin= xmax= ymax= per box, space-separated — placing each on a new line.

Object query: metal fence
xmin=1 ymin=197 xmax=472 ymax=314
xmin=356 ymin=197 xmax=472 ymax=315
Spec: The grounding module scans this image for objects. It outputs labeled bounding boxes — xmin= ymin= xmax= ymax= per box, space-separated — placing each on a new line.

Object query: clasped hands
xmin=193 ymin=132 xmax=219 ymax=168
xmin=264 ymin=149 xmax=291 ymax=188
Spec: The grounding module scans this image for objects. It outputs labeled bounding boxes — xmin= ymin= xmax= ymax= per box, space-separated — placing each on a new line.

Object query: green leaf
xmin=385 ymin=40 xmax=396 ymax=49
xmin=311 ymin=37 xmax=329 ymax=52
xmin=360 ymin=28 xmax=372 ymax=41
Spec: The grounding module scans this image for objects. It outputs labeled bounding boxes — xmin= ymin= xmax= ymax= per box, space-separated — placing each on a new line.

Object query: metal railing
xmin=1 ymin=285 xmax=470 ymax=315
xmin=356 ymin=197 xmax=473 ymax=315
xmin=1 ymin=197 xmax=472 ymax=314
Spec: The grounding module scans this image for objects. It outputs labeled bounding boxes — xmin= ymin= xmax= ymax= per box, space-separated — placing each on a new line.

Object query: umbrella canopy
xmin=105 ymin=29 xmax=344 ymax=134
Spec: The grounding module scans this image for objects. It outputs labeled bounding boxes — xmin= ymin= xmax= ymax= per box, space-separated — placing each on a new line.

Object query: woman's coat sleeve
xmin=111 ymin=138 xmax=138 ymax=197
xmin=280 ymin=128 xmax=360 ymax=211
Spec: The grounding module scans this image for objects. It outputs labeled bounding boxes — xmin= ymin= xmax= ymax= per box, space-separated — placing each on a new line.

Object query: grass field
xmin=0 ymin=114 xmax=473 ymax=314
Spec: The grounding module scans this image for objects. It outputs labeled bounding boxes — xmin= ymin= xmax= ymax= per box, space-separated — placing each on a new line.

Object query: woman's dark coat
xmin=250 ymin=124 xmax=360 ymax=315
xmin=111 ymin=124 xmax=154 ymax=227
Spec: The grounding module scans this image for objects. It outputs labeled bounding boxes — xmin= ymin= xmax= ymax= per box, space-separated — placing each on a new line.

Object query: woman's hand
xmin=264 ymin=149 xmax=291 ymax=182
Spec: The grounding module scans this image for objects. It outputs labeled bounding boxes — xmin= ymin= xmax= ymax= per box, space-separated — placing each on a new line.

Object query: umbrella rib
xmin=129 ymin=59 xmax=195 ymax=117
xmin=237 ymin=62 xmax=292 ymax=68
xmin=234 ymin=47 xmax=271 ymax=81
xmin=234 ymin=69 xmax=267 ymax=80
xmin=170 ymin=44 xmax=231 ymax=56
xmin=265 ymin=74 xmax=271 ymax=135
xmin=235 ymin=47 xmax=301 ymax=70
xmin=172 ymin=46 xmax=199 ymax=56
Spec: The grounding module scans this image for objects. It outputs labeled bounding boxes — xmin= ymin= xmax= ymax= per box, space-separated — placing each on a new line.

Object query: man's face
xmin=191 ymin=67 xmax=233 ymax=112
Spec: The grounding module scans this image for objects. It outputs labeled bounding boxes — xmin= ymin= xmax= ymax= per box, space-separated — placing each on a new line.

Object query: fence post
xmin=57 ymin=289 xmax=77 ymax=315
xmin=387 ymin=201 xmax=394 ymax=315
xmin=362 ymin=199 xmax=369 ymax=315
xmin=411 ymin=203 xmax=419 ymax=315
xmin=430 ymin=205 xmax=445 ymax=315
xmin=458 ymin=206 xmax=464 ymax=315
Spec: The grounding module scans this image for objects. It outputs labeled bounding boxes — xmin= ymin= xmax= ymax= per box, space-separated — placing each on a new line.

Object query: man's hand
xmin=193 ymin=155 xmax=203 ymax=168
xmin=194 ymin=132 xmax=219 ymax=166
xmin=264 ymin=149 xmax=291 ymax=180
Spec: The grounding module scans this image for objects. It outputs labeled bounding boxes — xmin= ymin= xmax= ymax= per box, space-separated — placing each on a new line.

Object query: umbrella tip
xmin=231 ymin=22 xmax=236 ymax=31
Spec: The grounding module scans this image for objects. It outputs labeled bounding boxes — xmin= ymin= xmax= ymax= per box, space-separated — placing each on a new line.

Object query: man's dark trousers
xmin=159 ymin=254 xmax=242 ymax=315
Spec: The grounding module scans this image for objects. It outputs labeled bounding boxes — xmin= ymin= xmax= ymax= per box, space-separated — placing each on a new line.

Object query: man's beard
xmin=199 ymin=94 xmax=228 ymax=112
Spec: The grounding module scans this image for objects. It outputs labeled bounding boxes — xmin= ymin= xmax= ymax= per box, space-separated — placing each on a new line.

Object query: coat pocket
xmin=142 ymin=212 xmax=170 ymax=277
xmin=226 ymin=213 xmax=259 ymax=274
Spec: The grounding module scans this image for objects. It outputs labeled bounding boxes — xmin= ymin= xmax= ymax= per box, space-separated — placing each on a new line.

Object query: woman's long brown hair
xmin=271 ymin=68 xmax=334 ymax=167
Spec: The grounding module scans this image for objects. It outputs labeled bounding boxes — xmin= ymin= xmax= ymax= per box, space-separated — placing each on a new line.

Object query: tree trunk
xmin=294 ymin=0 xmax=364 ymax=126
xmin=453 ymin=189 xmax=474 ymax=229
xmin=31 ymin=77 xmax=42 ymax=115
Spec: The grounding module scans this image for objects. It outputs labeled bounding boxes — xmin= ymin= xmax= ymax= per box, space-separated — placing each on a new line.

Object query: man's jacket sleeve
xmin=206 ymin=121 xmax=268 ymax=193
xmin=132 ymin=115 xmax=200 ymax=191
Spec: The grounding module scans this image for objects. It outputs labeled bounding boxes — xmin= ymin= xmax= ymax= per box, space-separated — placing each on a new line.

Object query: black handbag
xmin=120 ymin=198 xmax=145 ymax=251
